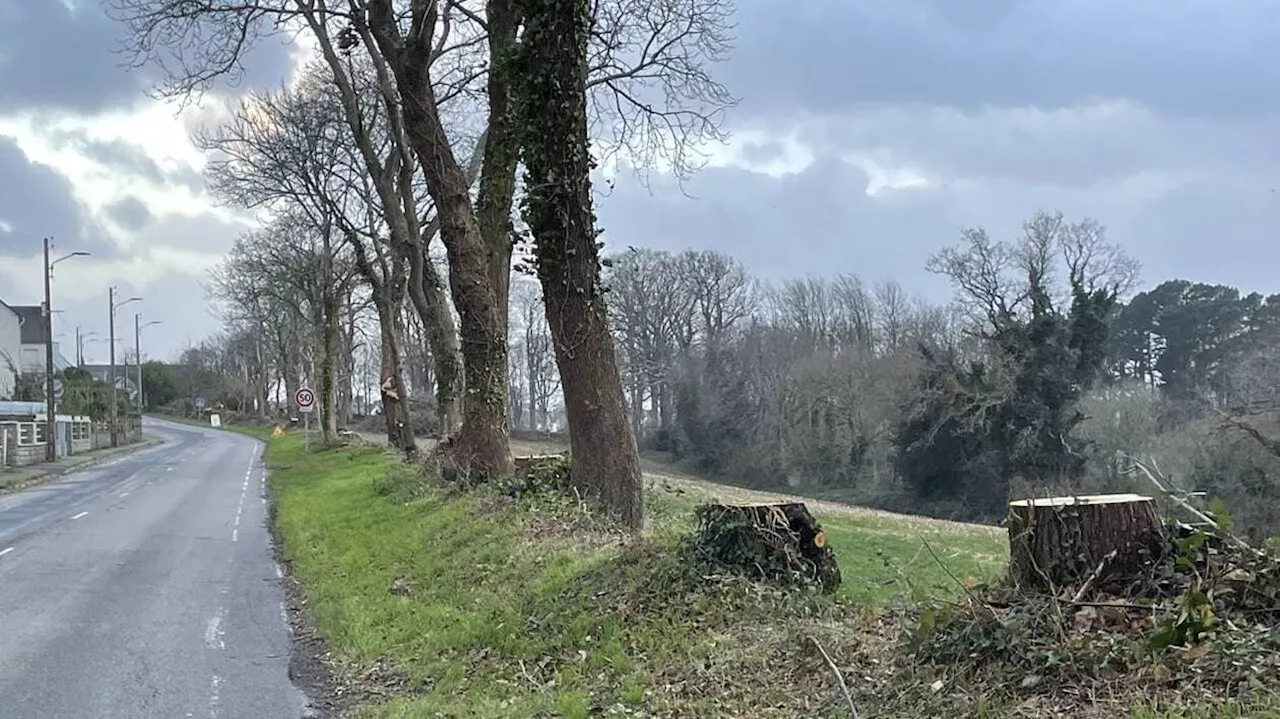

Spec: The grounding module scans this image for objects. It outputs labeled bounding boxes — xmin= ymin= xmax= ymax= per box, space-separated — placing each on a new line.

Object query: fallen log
xmin=1007 ymin=493 xmax=1165 ymax=591
xmin=695 ymin=502 xmax=841 ymax=591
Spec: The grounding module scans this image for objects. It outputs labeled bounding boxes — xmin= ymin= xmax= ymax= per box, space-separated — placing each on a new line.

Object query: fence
xmin=1 ymin=415 xmax=142 ymax=470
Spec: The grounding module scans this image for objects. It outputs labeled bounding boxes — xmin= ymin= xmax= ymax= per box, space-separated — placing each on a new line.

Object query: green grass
xmin=253 ymin=430 xmax=1013 ymax=717
xmin=255 ymin=428 xmax=1280 ymax=718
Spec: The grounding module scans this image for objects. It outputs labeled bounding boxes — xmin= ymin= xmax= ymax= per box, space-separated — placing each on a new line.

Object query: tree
xmin=896 ymin=212 xmax=1138 ymax=516
xmin=111 ymin=0 xmax=737 ymax=480
xmin=515 ymin=0 xmax=643 ymax=528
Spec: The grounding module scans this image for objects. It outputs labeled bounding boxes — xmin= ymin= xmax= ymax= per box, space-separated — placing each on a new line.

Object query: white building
xmin=0 ymin=301 xmax=72 ymax=399
xmin=0 ymin=301 xmax=21 ymax=399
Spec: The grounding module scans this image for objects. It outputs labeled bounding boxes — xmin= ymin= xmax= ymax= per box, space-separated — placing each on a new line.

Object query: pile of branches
xmin=911 ymin=517 xmax=1280 ymax=700
xmin=692 ymin=503 xmax=842 ymax=592
xmin=502 ymin=454 xmax=574 ymax=498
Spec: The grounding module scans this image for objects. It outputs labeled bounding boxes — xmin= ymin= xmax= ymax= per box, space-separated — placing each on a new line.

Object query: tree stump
xmin=1007 ymin=493 xmax=1165 ymax=591
xmin=694 ymin=502 xmax=841 ymax=591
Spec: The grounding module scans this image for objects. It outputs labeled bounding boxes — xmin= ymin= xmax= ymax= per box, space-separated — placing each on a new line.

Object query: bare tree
xmin=110 ymin=0 xmax=737 ymax=480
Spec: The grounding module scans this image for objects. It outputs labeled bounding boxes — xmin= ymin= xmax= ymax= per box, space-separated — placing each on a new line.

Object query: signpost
xmin=195 ymin=396 xmax=207 ymax=410
xmin=295 ymin=388 xmax=315 ymax=413
xmin=295 ymin=387 xmax=316 ymax=448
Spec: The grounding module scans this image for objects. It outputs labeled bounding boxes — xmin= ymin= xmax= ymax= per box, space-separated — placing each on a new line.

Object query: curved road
xmin=0 ymin=418 xmax=309 ymax=718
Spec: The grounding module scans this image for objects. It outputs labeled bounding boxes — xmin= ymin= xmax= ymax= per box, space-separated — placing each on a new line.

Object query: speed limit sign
xmin=295 ymin=387 xmax=316 ymax=413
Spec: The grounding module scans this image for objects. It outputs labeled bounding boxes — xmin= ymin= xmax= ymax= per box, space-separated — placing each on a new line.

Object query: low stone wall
xmin=4 ymin=443 xmax=45 ymax=468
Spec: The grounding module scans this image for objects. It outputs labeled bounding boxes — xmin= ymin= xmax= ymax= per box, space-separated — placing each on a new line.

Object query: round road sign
xmin=294 ymin=387 xmax=316 ymax=410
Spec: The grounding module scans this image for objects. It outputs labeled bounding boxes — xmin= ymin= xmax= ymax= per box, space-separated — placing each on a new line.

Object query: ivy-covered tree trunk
xmin=517 ymin=0 xmax=645 ymax=529
xmin=405 ymin=248 xmax=462 ymax=435
xmin=476 ymin=0 xmax=522 ymax=341
xmin=320 ymin=289 xmax=339 ymax=443
xmin=319 ymin=231 xmax=339 ymax=444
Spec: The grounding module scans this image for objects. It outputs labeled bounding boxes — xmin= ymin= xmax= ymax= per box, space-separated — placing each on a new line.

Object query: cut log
xmin=1007 ymin=493 xmax=1165 ymax=591
xmin=694 ymin=502 xmax=841 ymax=591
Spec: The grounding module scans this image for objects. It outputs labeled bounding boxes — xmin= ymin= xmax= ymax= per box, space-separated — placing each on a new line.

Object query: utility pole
xmin=43 ymin=239 xmax=56 ymax=462
xmin=109 ymin=286 xmax=117 ymax=448
xmin=44 ymin=239 xmax=89 ymax=461
xmin=135 ymin=314 xmax=141 ymax=413
xmin=134 ymin=314 xmax=161 ymax=412
xmin=109 ymin=290 xmax=142 ymax=446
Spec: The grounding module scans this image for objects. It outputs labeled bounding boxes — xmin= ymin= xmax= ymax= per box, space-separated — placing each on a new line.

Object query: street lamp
xmin=43 ymin=238 xmax=90 ymax=461
xmin=135 ymin=314 xmax=161 ymax=411
xmin=76 ymin=328 xmax=98 ymax=367
xmin=108 ymin=288 xmax=141 ymax=447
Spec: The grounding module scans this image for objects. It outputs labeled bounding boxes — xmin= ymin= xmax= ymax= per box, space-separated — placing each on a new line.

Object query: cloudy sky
xmin=2 ymin=0 xmax=1278 ymax=362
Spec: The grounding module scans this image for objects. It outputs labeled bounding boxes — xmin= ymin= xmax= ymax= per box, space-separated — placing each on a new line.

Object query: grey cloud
xmin=0 ymin=0 xmax=295 ymax=115
xmin=104 ymin=196 xmax=152 ymax=231
xmin=0 ymin=136 xmax=112 ymax=257
xmin=597 ymin=158 xmax=955 ymax=290
xmin=727 ymin=0 xmax=1280 ymax=119
xmin=796 ymin=104 xmax=1280 ymax=190
xmin=44 ymin=129 xmax=207 ymax=193
xmin=595 ymin=155 xmax=1280 ymax=303
xmin=127 ymin=211 xmax=250 ymax=258
xmin=739 ymin=141 xmax=786 ymax=167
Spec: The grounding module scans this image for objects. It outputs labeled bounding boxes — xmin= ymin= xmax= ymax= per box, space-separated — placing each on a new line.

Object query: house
xmin=9 ymin=304 xmax=72 ymax=374
xmin=0 ymin=301 xmax=20 ymax=399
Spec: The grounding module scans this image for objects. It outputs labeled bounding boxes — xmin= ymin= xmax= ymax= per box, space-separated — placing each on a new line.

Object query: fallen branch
xmin=1070 ymin=549 xmax=1117 ymax=604
xmin=808 ymin=636 xmax=859 ymax=719
xmin=1118 ymin=452 xmax=1256 ymax=553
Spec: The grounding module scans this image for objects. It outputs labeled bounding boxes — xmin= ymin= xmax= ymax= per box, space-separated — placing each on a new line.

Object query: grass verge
xmin=256 ymin=430 xmax=1278 ymax=717
xmin=259 ymin=431 xmax=1007 ymax=717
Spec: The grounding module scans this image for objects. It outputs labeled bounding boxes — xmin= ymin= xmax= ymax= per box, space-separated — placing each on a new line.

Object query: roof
xmin=9 ymin=305 xmax=48 ymax=345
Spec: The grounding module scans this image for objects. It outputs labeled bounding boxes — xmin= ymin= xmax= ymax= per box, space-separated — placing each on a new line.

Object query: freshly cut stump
xmin=1007 ymin=493 xmax=1165 ymax=590
xmin=695 ymin=502 xmax=841 ymax=591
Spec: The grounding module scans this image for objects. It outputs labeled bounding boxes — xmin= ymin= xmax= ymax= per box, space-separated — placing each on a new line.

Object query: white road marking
xmin=71 ymin=511 xmax=88 ymax=520
xmin=208 ymin=674 xmax=222 ymax=718
xmin=119 ymin=492 xmax=129 ymax=498
xmin=275 ymin=564 xmax=283 ymax=579
xmin=231 ymin=528 xmax=238 ymax=542
xmin=0 ymin=547 xmax=14 ymax=558
xmin=204 ymin=609 xmax=226 ymax=649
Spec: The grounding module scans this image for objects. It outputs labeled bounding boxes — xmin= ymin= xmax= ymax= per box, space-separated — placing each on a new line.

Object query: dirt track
xmin=354 ymin=431 xmax=1000 ymax=536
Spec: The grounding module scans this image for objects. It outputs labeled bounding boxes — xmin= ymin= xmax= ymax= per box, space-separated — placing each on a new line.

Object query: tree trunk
xmin=368 ymin=1 xmax=512 ymax=477
xmin=405 ymin=243 xmax=462 ymax=436
xmin=1007 ymin=494 xmax=1165 ymax=590
xmin=517 ymin=0 xmax=644 ymax=529
xmin=377 ymin=305 xmax=416 ymax=455
xmin=320 ymin=287 xmax=339 ymax=443
xmin=475 ymin=0 xmax=522 ymax=339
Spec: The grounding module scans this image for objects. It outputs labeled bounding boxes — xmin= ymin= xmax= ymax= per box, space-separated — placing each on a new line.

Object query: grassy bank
xmin=260 ymin=432 xmax=1009 ymax=717
xmin=257 ymin=431 xmax=1280 ymax=717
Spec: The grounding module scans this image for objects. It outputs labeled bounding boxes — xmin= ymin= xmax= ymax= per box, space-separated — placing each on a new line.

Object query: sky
xmin=2 ymin=0 xmax=1279 ymax=363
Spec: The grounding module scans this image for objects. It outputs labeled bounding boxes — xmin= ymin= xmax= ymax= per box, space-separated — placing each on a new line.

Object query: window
xmin=17 ymin=423 xmax=35 ymax=446
xmin=34 ymin=422 xmax=46 ymax=445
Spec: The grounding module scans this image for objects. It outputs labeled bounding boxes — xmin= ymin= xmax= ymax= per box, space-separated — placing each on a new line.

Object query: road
xmin=0 ymin=418 xmax=311 ymax=718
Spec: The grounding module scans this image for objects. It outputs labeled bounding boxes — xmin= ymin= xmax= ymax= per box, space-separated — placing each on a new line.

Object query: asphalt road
xmin=0 ymin=418 xmax=310 ymax=718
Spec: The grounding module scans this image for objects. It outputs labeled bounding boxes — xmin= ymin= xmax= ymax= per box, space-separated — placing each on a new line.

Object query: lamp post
xmin=135 ymin=314 xmax=161 ymax=412
xmin=108 ymin=288 xmax=141 ymax=447
xmin=76 ymin=328 xmax=97 ymax=367
xmin=44 ymin=238 xmax=89 ymax=461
